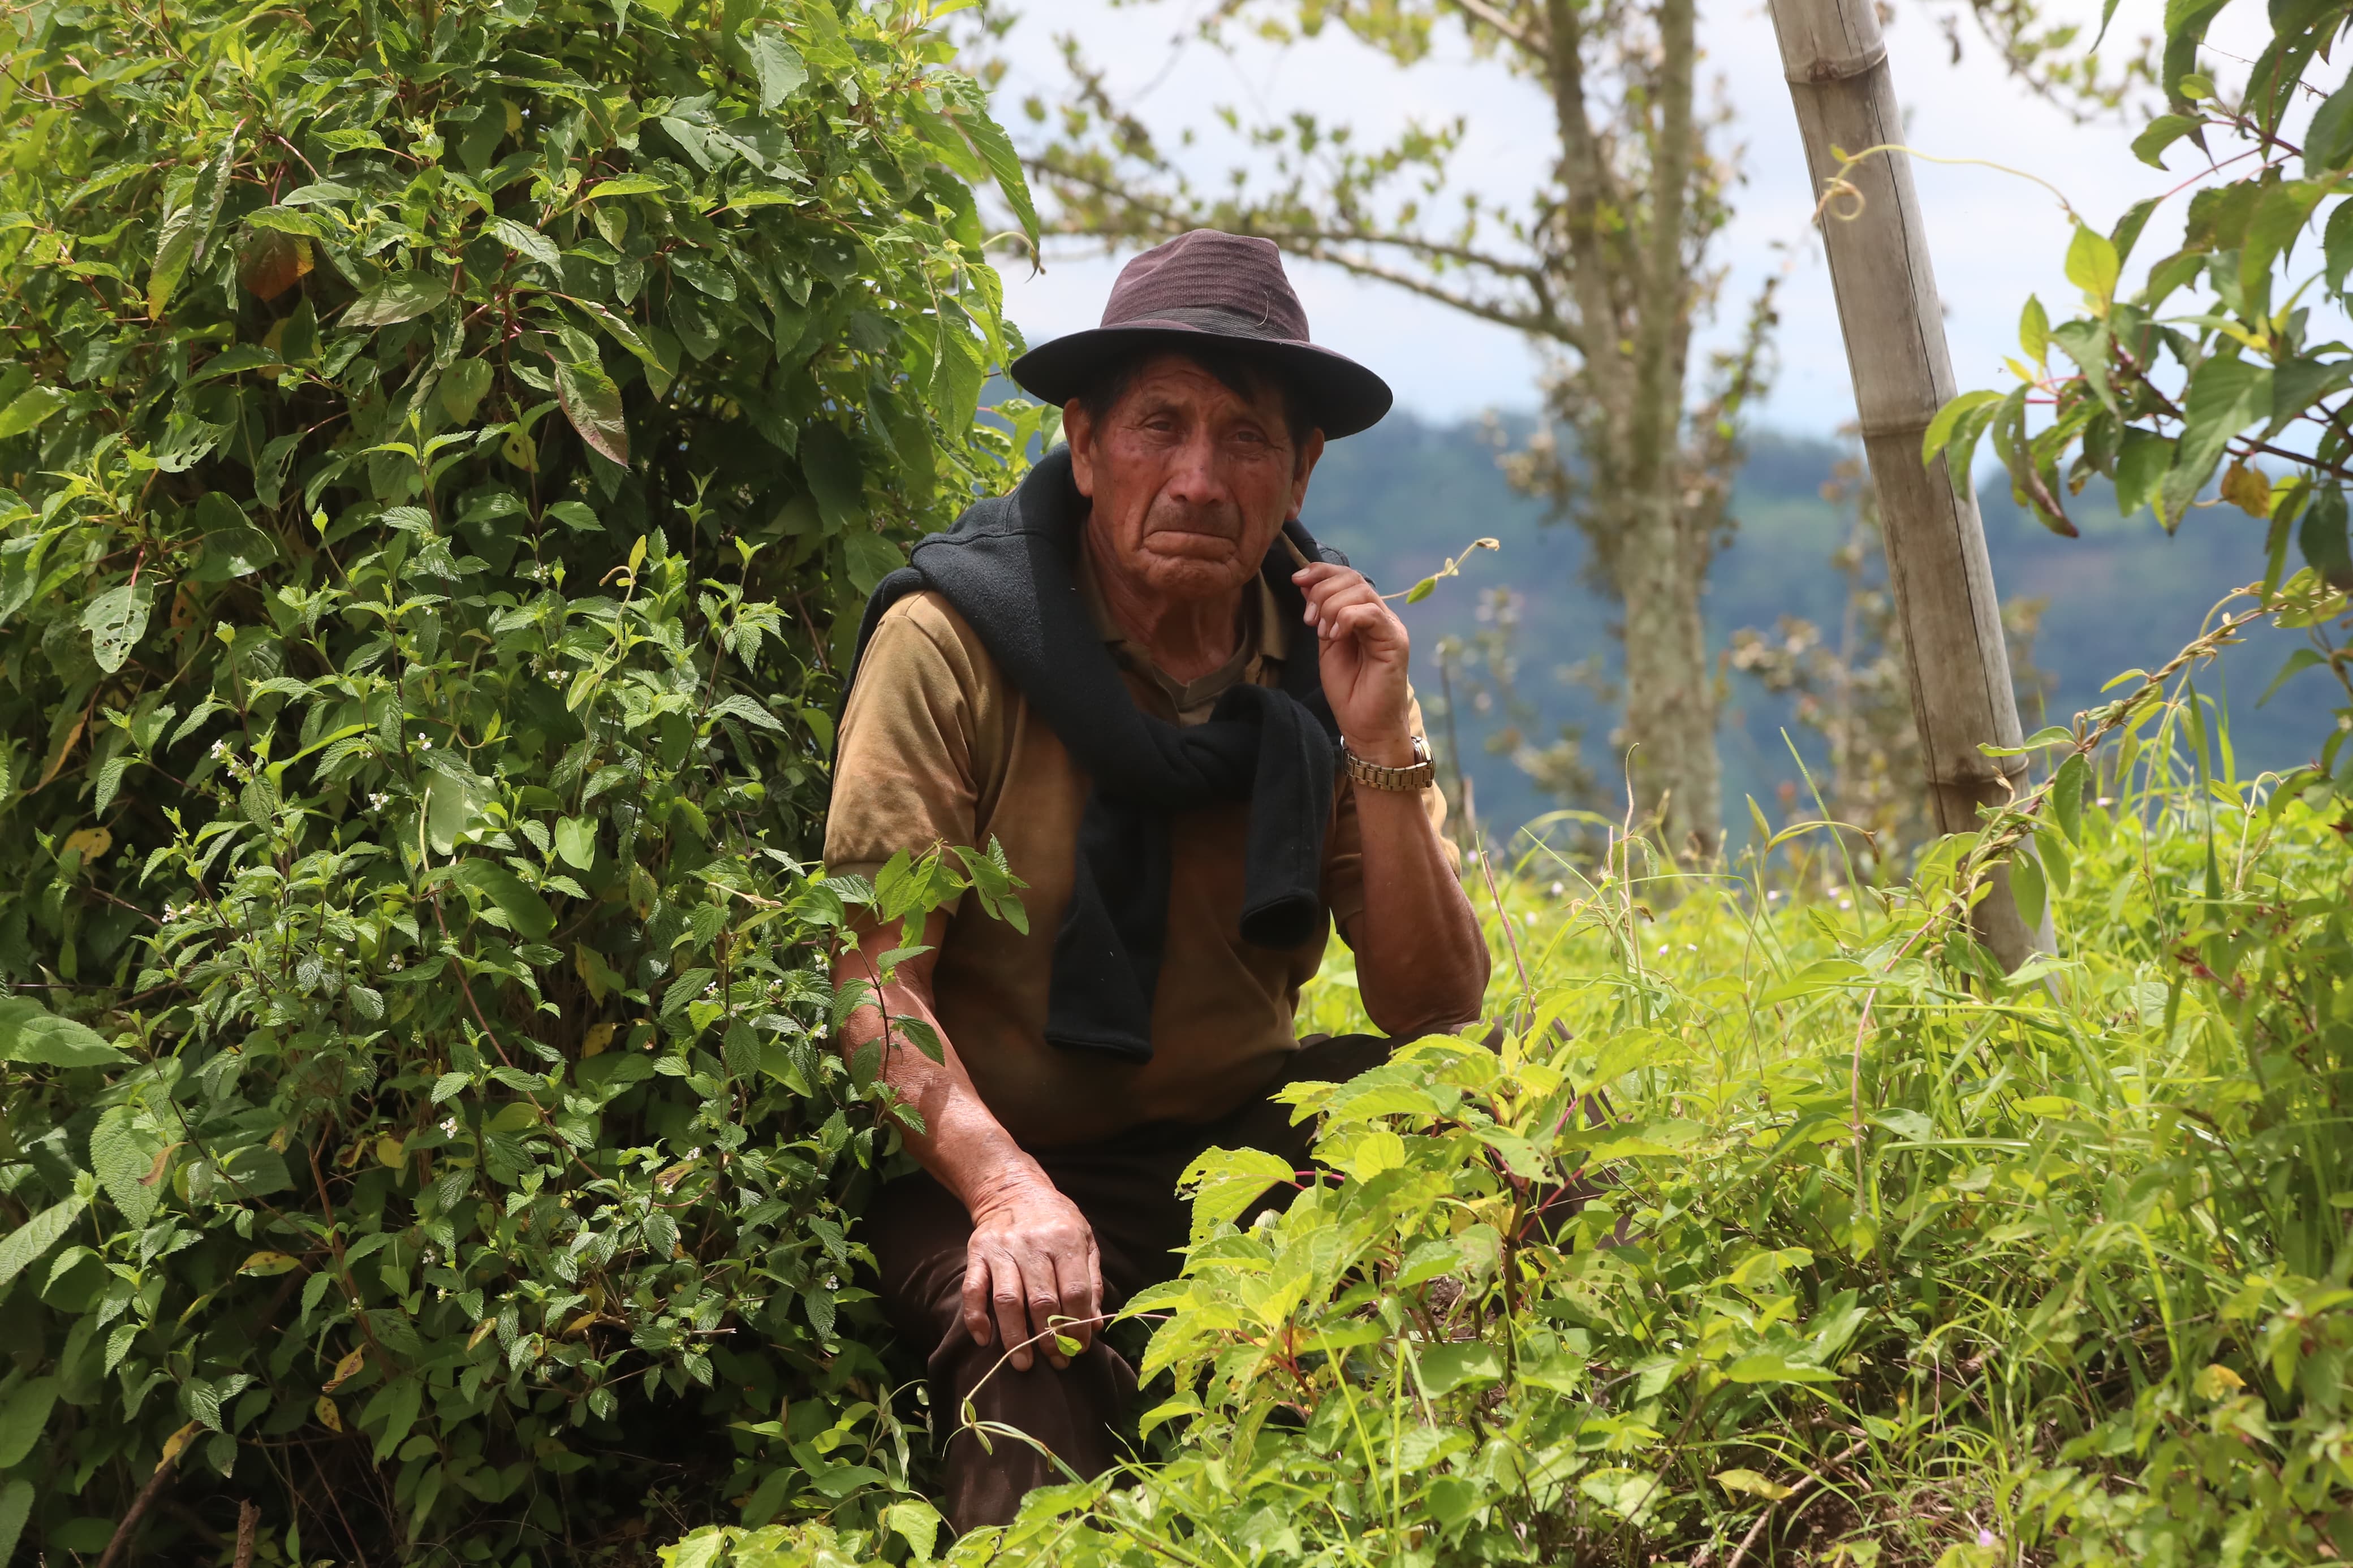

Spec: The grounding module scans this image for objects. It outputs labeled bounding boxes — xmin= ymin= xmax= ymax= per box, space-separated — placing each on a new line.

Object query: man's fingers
xmin=962 ymin=1252 xmax=993 ymax=1346
xmin=1053 ymin=1247 xmax=1098 ymax=1357
xmin=985 ymin=1252 xmax=1036 ymax=1371
xmin=1024 ymin=1254 xmax=1067 ymax=1368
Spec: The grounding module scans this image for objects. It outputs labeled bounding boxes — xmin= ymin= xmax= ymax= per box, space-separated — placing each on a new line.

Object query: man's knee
xmin=932 ymin=1316 xmax=1136 ymax=1532
xmin=867 ymin=1172 xmax=973 ymax=1346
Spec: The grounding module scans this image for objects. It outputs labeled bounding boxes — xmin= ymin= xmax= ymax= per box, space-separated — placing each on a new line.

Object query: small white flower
xmin=440 ymin=1117 xmax=459 ymax=1136
xmin=1767 ymin=890 xmax=1782 ymax=902
xmin=1656 ymin=943 xmax=1669 ymax=955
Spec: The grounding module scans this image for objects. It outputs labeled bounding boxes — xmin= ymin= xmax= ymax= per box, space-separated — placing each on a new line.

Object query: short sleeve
xmin=824 ymin=593 xmax=988 ymax=880
xmin=1322 ymin=689 xmax=1454 ymax=940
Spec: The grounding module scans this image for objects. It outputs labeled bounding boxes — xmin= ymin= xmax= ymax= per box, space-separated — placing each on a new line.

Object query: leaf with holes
xmin=83 ymin=583 xmax=149 ymax=674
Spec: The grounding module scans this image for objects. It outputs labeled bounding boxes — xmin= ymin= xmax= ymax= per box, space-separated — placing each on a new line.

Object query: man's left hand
xmin=1293 ymin=562 xmax=1414 ymax=761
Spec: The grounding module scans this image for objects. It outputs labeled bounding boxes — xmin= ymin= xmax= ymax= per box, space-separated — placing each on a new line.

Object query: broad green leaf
xmin=345 ymin=273 xmax=451 ymax=328
xmin=1922 ymin=388 xmax=2002 ymax=463
xmin=424 ymin=769 xmax=485 ymax=855
xmin=0 ymin=1377 xmax=59 ymax=1470
xmin=146 ymin=200 xmax=202 ymax=317
xmin=2307 ymin=75 xmax=2353 ymax=173
xmin=1176 ymin=1145 xmax=1296 ymax=1244
xmin=2300 ymin=482 xmax=2353 ymax=588
xmin=0 ymin=995 xmax=127 ymax=1067
xmin=0 ymin=1194 xmax=89 ymax=1291
xmin=943 ymin=77 xmax=1040 ymax=251
xmin=451 ymin=858 xmax=557 ymax=941
xmin=2019 ymin=295 xmax=2049 ymax=362
xmin=747 ymin=25 xmax=809 ymax=111
xmin=801 ymin=422 xmax=864 ymax=530
xmin=2131 ymin=114 xmax=2200 ymax=170
xmin=556 ymin=359 xmax=628 ymax=465
xmin=489 ymin=216 xmax=562 ymax=271
xmin=2260 ymin=647 xmax=2326 ymax=706
xmin=0 ymin=383 xmax=66 ymax=439
xmin=554 ymin=817 xmax=596 ymax=870
xmin=89 ymin=1107 xmax=160 ymax=1229
xmin=0 ymin=1478 xmax=28 ymax=1566
xmin=839 ymin=528 xmax=902 ymax=597
xmin=884 ymin=1499 xmax=943 ymax=1562
xmin=2065 ymin=223 xmax=2121 ymax=303
xmin=1713 ymin=1467 xmax=1795 ymax=1500
xmin=441 ymin=358 xmax=494 ymax=424
xmin=1416 ymin=1338 xmax=1502 ymax=1396
xmin=2009 ymin=845 xmax=2049 ymax=932
xmin=2160 ymin=356 xmax=2270 ymax=528
xmin=583 ymin=174 xmax=670 ymax=199
xmin=707 ymin=693 xmax=786 ymax=732
xmin=2052 ymin=752 xmax=2091 ymax=845
xmin=1722 ymin=1352 xmax=1838 ymax=1384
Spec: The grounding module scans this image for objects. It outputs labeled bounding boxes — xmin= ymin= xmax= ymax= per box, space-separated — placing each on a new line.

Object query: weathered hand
xmin=963 ymin=1174 xmax=1103 ymax=1372
xmin=1294 ymin=562 xmax=1414 ymax=761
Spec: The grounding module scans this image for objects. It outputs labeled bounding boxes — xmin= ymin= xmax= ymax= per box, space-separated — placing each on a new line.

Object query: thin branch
xmin=1449 ymin=0 xmax=1548 ymax=58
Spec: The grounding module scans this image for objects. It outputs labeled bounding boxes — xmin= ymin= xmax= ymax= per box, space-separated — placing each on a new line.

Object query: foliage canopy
xmin=0 ymin=0 xmax=1038 ymax=1561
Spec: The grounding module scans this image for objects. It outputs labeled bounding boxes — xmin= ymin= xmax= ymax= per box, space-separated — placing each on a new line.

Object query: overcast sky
xmin=987 ymin=0 xmax=2258 ymax=437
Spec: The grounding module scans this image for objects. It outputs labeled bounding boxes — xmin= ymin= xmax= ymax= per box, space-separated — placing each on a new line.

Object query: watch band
xmin=1343 ymin=735 xmax=1436 ymax=792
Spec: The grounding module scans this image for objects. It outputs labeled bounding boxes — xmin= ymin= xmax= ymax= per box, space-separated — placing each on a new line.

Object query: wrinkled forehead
xmin=1105 ymin=348 xmax=1294 ymax=425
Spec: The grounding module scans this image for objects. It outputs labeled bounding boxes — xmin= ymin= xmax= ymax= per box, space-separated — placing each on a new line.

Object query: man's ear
xmin=1063 ymin=399 xmax=1096 ymax=498
xmin=1286 ymin=427 xmax=1327 ymax=521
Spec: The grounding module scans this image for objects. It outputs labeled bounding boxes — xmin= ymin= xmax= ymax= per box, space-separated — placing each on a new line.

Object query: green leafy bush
xmin=0 ymin=0 xmax=1040 ymax=1560
xmin=674 ymin=629 xmax=2352 ymax=1566
xmin=1926 ymin=0 xmax=2353 ymax=804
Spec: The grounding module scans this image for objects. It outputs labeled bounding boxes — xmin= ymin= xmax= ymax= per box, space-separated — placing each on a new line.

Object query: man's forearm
xmin=833 ymin=926 xmax=1105 ymax=1368
xmin=1345 ymin=767 xmax=1490 ymax=1034
xmin=833 ymin=929 xmax=1049 ymax=1213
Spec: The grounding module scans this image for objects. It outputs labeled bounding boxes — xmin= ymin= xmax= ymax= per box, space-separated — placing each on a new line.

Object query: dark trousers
xmin=867 ymin=1034 xmax=1392 ymax=1534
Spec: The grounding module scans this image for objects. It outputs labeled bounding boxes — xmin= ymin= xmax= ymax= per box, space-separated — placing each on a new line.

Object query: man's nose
xmin=1161 ymin=425 xmax=1234 ymax=508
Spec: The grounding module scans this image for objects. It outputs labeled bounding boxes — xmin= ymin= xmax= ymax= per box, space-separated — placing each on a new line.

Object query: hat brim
xmin=1008 ymin=322 xmax=1394 ymax=440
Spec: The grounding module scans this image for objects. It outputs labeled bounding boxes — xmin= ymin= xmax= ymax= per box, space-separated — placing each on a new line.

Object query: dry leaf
xmin=323 ymin=1346 xmax=367 ymax=1393
xmin=62 ymin=825 xmax=111 ymax=863
xmin=158 ymin=1420 xmax=203 ymax=1470
xmin=238 ymin=230 xmax=313 ymax=300
xmin=2218 ymin=460 xmax=2271 ymax=519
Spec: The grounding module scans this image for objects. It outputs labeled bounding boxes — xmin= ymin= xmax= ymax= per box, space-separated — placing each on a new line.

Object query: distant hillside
xmin=1303 ymin=415 xmax=2329 ymax=845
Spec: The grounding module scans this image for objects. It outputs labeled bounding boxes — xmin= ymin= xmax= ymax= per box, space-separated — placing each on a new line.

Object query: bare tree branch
xmin=1449 ymin=0 xmax=1549 ymax=58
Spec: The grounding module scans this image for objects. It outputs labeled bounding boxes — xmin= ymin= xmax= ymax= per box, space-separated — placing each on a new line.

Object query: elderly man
xmin=826 ymin=230 xmax=1489 ymax=1531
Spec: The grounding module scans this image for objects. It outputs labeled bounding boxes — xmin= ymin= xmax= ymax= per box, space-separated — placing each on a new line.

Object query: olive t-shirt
xmin=824 ymin=554 xmax=1447 ymax=1149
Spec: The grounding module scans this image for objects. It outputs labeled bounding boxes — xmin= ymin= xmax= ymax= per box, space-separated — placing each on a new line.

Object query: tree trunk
xmin=1618 ymin=0 xmax=1717 ymax=857
xmin=1765 ymin=0 xmax=2048 ymax=966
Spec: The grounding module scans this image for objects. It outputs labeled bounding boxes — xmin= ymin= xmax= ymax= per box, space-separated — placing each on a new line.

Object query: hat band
xmin=1103 ymin=304 xmax=1300 ymax=343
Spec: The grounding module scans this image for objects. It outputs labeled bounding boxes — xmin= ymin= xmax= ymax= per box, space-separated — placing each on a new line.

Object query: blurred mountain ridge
xmin=1298 ymin=412 xmax=2327 ymax=848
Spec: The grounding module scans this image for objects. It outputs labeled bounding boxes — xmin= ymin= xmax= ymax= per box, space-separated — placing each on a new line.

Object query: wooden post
xmin=1765 ymin=0 xmax=2048 ymax=968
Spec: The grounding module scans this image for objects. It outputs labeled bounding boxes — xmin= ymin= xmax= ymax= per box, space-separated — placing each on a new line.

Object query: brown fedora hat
xmin=1009 ymin=230 xmax=1394 ymax=439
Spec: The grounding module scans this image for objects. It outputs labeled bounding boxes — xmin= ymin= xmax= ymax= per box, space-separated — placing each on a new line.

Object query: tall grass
xmin=667 ymin=619 xmax=2352 ymax=1568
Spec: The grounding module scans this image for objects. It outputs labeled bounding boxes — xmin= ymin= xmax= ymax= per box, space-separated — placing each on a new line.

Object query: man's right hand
xmin=963 ymin=1174 xmax=1102 ymax=1372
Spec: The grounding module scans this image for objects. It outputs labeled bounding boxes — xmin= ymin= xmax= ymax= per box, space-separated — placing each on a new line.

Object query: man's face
xmin=1065 ymin=352 xmax=1325 ymax=603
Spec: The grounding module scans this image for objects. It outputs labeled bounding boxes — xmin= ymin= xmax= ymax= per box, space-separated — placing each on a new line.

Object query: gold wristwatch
xmin=1343 ymin=735 xmax=1436 ymax=792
